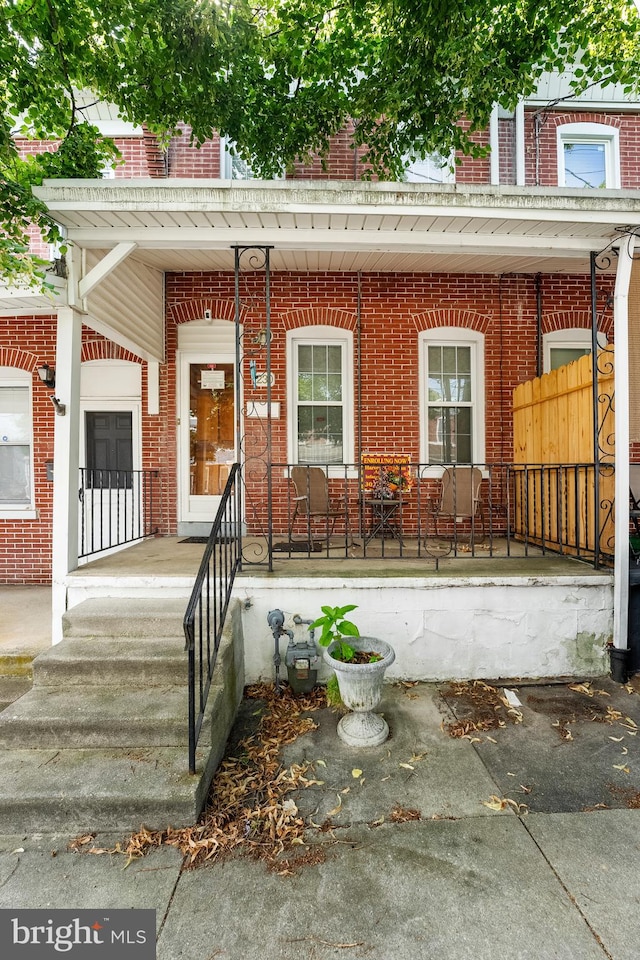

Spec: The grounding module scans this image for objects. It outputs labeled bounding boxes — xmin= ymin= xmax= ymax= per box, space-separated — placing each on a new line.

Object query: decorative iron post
xmin=233 ymin=245 xmax=274 ymax=569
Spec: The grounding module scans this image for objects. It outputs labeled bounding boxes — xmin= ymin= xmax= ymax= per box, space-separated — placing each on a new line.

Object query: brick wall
xmin=14 ymin=109 xmax=640 ymax=187
xmin=524 ymin=109 xmax=640 ymax=188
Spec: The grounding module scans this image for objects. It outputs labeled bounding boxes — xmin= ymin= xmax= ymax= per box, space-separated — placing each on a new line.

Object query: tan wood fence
xmin=512 ymin=348 xmax=614 ymax=559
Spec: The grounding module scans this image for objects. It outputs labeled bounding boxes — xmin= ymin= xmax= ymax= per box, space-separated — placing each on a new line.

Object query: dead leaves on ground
xmin=441 ymin=680 xmax=523 ymax=739
xmin=482 ymin=795 xmax=529 ymax=816
xmin=70 ymin=684 xmax=328 ymax=875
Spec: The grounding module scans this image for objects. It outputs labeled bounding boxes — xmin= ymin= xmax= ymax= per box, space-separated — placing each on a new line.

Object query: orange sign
xmin=361 ymin=454 xmax=412 ymax=492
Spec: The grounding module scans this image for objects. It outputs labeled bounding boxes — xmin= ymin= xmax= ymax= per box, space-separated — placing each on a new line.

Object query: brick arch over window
xmin=0 ymin=347 xmax=38 ymax=374
xmin=543 ymin=309 xmax=613 ymax=340
xmin=547 ymin=112 xmax=621 ymax=132
xmin=81 ymin=340 xmax=141 ymax=364
xmin=412 ymin=308 xmax=491 ymax=335
xmin=168 ymin=299 xmax=241 ymax=326
xmin=281 ymin=308 xmax=357 ymax=332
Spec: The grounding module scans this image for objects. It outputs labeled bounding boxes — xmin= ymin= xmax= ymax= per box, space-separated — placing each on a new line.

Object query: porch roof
xmin=33 ymin=179 xmax=640 ymax=276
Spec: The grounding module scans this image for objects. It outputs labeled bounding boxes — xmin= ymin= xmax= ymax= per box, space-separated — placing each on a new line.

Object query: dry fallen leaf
xmin=352 ymin=768 xmax=363 ymax=778
xmin=327 ymin=794 xmax=343 ymax=816
xmin=482 ymin=795 xmax=529 ymax=815
xmin=613 ymin=764 xmax=631 ymax=773
xmin=399 ymin=762 xmax=415 ymax=770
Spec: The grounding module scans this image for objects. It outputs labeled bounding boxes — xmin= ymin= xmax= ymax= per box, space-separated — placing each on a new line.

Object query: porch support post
xmin=51 ymin=305 xmax=82 ymax=644
xmin=613 ymin=234 xmax=635 ymax=650
xmin=489 ymin=104 xmax=500 ymax=186
xmin=515 ymin=101 xmax=526 ymax=187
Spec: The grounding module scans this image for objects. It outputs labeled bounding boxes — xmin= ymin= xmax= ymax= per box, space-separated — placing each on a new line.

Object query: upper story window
xmin=557 ymin=123 xmax=620 ymax=189
xmin=0 ymin=367 xmax=34 ymax=513
xmin=543 ymin=329 xmax=607 ymax=373
xmin=287 ymin=327 xmax=354 ymax=465
xmin=220 ymin=138 xmax=253 ymax=180
xmin=404 ymin=153 xmax=455 ymax=184
xmin=419 ymin=329 xmax=485 ymax=466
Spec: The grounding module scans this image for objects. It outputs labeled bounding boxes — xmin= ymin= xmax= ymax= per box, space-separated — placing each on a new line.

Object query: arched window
xmin=419 ymin=328 xmax=485 ymax=466
xmin=557 ymin=123 xmax=620 ymax=189
xmin=543 ymin=328 xmax=607 ymax=373
xmin=0 ymin=367 xmax=34 ymax=514
xmin=287 ymin=326 xmax=354 ymax=466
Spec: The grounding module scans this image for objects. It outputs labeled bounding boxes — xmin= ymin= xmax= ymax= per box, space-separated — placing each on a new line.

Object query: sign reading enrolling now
xmin=0 ymin=910 xmax=156 ymax=958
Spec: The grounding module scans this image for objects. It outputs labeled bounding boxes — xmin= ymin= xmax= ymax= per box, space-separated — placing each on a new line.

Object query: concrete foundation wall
xmin=236 ymin=575 xmax=614 ymax=683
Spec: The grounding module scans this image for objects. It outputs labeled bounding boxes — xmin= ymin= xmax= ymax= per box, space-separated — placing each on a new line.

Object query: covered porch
xmin=28 ymin=178 xmax=640 ymax=658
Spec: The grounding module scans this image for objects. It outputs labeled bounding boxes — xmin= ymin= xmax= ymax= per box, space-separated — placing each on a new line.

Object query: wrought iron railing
xmin=184 ymin=463 xmax=241 ymax=774
xmin=255 ymin=461 xmax=613 ymax=568
xmin=78 ymin=468 xmax=160 ymax=558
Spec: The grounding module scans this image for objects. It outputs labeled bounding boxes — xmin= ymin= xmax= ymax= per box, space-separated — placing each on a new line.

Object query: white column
xmin=613 ymin=234 xmax=635 ymax=649
xmin=51 ymin=306 xmax=82 ymax=644
xmin=515 ymin=101 xmax=526 ymax=186
xmin=490 ymin=104 xmax=500 ymax=186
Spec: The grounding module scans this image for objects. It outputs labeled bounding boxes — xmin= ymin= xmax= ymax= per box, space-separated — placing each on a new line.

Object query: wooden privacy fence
xmin=512 ymin=348 xmax=615 ymax=560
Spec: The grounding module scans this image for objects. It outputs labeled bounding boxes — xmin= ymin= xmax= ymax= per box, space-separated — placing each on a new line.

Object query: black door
xmin=85 ymin=412 xmax=133 ymax=488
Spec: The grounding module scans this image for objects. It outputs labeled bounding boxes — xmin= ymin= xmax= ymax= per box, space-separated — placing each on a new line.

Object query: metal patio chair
xmin=426 ymin=466 xmax=484 ymax=543
xmin=288 ymin=466 xmax=349 ymax=543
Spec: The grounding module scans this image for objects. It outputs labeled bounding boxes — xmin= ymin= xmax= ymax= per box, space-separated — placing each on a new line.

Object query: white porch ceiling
xmin=34 ymin=179 xmax=640 ymax=276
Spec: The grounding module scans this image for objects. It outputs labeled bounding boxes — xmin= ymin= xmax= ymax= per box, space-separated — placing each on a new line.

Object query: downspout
xmin=535 ymin=274 xmax=543 ymax=378
xmin=613 ymin=234 xmax=635 ymax=651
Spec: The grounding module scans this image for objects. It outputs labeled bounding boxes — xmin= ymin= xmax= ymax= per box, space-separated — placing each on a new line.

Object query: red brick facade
xmin=0 ymin=107 xmax=633 ymax=580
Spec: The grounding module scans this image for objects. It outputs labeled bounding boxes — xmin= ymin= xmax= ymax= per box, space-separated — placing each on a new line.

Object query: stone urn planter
xmin=323 ymin=636 xmax=396 ymax=747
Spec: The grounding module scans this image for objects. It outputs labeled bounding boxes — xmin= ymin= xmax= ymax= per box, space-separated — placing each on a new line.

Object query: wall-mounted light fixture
xmin=37 ymin=363 xmax=56 ymax=389
xmin=253 ymin=329 xmax=271 ymax=346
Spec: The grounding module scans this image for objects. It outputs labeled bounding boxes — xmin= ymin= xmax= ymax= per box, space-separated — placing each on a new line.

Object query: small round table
xmin=364 ymin=498 xmax=403 ymax=544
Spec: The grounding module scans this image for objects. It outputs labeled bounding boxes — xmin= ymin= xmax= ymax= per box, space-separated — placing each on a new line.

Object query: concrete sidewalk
xmin=0 ymin=678 xmax=639 ymax=959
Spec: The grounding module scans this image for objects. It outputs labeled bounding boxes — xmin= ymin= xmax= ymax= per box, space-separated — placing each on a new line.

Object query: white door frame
xmin=177 ymin=350 xmax=238 ymax=526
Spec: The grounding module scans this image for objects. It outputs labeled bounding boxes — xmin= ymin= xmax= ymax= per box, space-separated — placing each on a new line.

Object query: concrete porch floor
xmin=68 ymin=534 xmax=610 ymax=581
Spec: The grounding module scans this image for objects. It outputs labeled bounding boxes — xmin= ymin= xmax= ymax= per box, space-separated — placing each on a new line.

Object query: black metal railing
xmin=78 ymin=468 xmax=160 ymax=558
xmin=184 ymin=463 xmax=241 ymax=774
xmin=262 ymin=461 xmax=613 ymax=568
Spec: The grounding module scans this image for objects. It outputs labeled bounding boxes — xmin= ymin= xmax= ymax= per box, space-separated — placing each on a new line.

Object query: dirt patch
xmin=440 ymin=680 xmax=523 ymax=738
xmin=607 ymin=784 xmax=640 ymax=809
xmin=525 ymin=692 xmax=610 ymax=723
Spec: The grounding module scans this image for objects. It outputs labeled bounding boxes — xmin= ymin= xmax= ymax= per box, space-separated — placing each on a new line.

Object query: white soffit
xmin=34 ymin=180 xmax=640 ymax=275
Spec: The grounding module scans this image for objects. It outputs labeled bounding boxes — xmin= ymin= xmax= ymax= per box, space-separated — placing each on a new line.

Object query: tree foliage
xmin=1 ymin=0 xmax=639 ymax=288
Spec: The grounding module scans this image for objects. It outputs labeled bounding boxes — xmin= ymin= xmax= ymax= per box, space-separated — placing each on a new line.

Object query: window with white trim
xmin=0 ymin=368 xmax=33 ymax=510
xmin=220 ymin=137 xmax=253 ymax=180
xmin=543 ymin=328 xmax=607 ymax=373
xmin=404 ymin=152 xmax=455 ymax=184
xmin=420 ymin=329 xmax=485 ymax=465
xmin=288 ymin=328 xmax=353 ymax=465
xmin=557 ymin=123 xmax=620 ymax=189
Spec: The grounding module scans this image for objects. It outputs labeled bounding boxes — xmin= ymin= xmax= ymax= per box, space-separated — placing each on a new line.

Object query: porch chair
xmin=288 ymin=466 xmax=349 ymax=544
xmin=426 ymin=466 xmax=484 ymax=543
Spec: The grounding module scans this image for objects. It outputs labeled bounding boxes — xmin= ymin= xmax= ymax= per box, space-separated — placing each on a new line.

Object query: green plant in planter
xmin=309 ymin=603 xmax=361 ymax=662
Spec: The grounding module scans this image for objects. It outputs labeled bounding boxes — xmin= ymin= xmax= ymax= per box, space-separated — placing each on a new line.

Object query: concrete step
xmin=0 ymin=747 xmax=207 ymax=833
xmin=0 ymin=685 xmax=194 ymax=749
xmin=0 ymin=653 xmax=36 ymax=678
xmin=32 ymin=637 xmax=187 ymax=687
xmin=0 ymin=597 xmax=245 ymax=833
xmin=0 ymin=676 xmax=32 ymax=711
xmin=62 ymin=597 xmax=187 ymax=640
